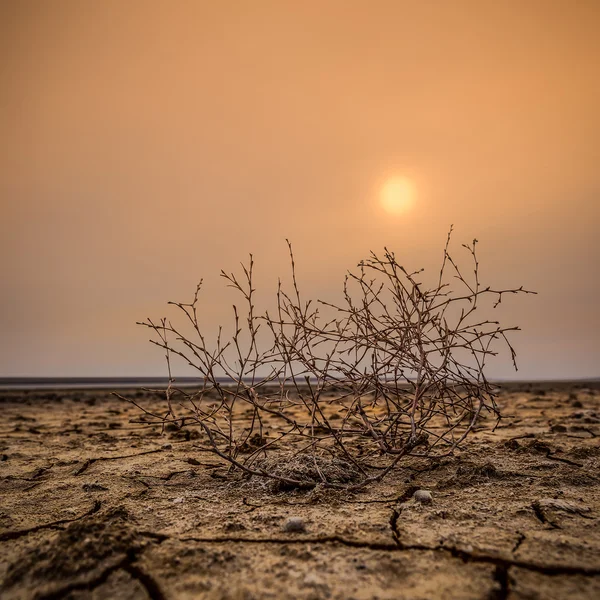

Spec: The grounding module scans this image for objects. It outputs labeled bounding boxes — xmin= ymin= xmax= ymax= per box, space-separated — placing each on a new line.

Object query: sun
xmin=379 ymin=176 xmax=416 ymax=215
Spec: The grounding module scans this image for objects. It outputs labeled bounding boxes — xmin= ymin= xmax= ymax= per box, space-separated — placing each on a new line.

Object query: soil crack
xmin=180 ymin=533 xmax=397 ymax=551
xmin=73 ymin=449 xmax=163 ymax=476
xmin=32 ymin=550 xmax=166 ymax=600
xmin=511 ymin=532 xmax=526 ymax=553
xmin=490 ymin=564 xmax=510 ymax=600
xmin=33 ymin=555 xmax=131 ymax=600
xmin=388 ymin=506 xmax=599 ymax=578
xmin=544 ymin=453 xmax=584 ymax=467
xmin=0 ymin=501 xmax=102 ymax=542
xmin=170 ymin=528 xmax=600 ymax=577
xmin=123 ymin=562 xmax=166 ymax=600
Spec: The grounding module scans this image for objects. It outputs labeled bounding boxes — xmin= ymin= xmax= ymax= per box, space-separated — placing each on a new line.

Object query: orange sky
xmin=1 ymin=1 xmax=599 ymax=378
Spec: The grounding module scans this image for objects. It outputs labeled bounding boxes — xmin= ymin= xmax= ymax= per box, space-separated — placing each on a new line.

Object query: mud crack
xmin=2 ymin=508 xmax=169 ymax=599
xmin=490 ymin=564 xmax=510 ymax=600
xmin=73 ymin=449 xmax=163 ymax=476
xmin=0 ymin=500 xmax=101 ymax=542
xmin=531 ymin=501 xmax=553 ymax=527
xmin=34 ymin=554 xmax=132 ymax=600
xmin=33 ymin=549 xmax=166 ymax=600
xmin=166 ymin=526 xmax=600 ymax=577
xmin=511 ymin=532 xmax=526 ymax=553
xmin=179 ymin=533 xmax=397 ymax=551
xmin=123 ymin=562 xmax=166 ymax=600
xmin=544 ymin=453 xmax=584 ymax=467
xmin=389 ymin=506 xmax=600 ymax=577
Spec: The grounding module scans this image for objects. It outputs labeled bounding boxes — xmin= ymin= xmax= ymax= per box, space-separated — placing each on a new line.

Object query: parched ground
xmin=0 ymin=383 xmax=599 ymax=599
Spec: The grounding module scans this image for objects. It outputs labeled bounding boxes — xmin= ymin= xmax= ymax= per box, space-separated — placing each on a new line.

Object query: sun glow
xmin=379 ymin=176 xmax=416 ymax=215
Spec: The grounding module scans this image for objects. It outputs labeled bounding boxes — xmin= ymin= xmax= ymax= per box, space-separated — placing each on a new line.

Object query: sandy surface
xmin=0 ymin=382 xmax=599 ymax=599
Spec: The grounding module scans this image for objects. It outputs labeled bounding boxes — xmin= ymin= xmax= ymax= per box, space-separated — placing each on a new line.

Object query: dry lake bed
xmin=1 ymin=382 xmax=599 ymax=599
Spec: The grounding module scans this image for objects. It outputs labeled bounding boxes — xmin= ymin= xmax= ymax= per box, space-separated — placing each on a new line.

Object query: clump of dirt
xmin=237 ymin=433 xmax=268 ymax=453
xmin=532 ymin=498 xmax=591 ymax=516
xmin=438 ymin=460 xmax=501 ymax=488
xmin=520 ymin=439 xmax=554 ymax=454
xmin=503 ymin=438 xmax=524 ymax=450
xmin=249 ymin=452 xmax=361 ymax=491
xmin=3 ymin=507 xmax=141 ymax=589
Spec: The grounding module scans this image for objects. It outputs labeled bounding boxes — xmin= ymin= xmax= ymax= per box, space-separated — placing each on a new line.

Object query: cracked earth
xmin=0 ymin=382 xmax=599 ymax=599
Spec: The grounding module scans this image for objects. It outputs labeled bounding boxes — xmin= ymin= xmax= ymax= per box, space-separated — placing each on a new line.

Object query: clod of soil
xmin=438 ymin=461 xmax=501 ymax=488
xmin=533 ymin=498 xmax=591 ymax=515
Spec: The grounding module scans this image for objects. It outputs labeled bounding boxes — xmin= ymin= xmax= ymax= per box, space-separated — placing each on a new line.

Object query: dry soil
xmin=0 ymin=382 xmax=599 ymax=599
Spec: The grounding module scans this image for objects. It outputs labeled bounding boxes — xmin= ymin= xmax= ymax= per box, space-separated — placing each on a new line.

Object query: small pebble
xmin=282 ymin=516 xmax=306 ymax=533
xmin=413 ymin=489 xmax=433 ymax=505
xmin=172 ymin=497 xmax=184 ymax=504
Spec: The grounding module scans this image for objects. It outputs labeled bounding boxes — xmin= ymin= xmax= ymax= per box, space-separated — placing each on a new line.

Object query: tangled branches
xmin=118 ymin=228 xmax=535 ymax=490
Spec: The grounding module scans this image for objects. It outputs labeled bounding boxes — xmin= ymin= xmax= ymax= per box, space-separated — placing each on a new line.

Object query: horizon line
xmin=1 ymin=375 xmax=599 ymax=391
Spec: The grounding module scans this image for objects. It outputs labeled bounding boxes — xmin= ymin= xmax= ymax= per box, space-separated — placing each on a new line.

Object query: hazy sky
xmin=1 ymin=1 xmax=599 ymax=379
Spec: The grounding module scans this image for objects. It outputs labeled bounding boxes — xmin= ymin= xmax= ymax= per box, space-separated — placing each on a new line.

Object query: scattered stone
xmin=413 ymin=490 xmax=433 ymax=505
xmin=162 ymin=443 xmax=172 ymax=450
xmin=283 ymin=517 xmax=307 ymax=533
xmin=172 ymin=497 xmax=184 ymax=504
xmin=186 ymin=457 xmax=201 ymax=465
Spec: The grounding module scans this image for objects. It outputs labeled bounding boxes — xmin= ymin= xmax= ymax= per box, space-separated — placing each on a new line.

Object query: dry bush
xmin=117 ymin=228 xmax=534 ymax=490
